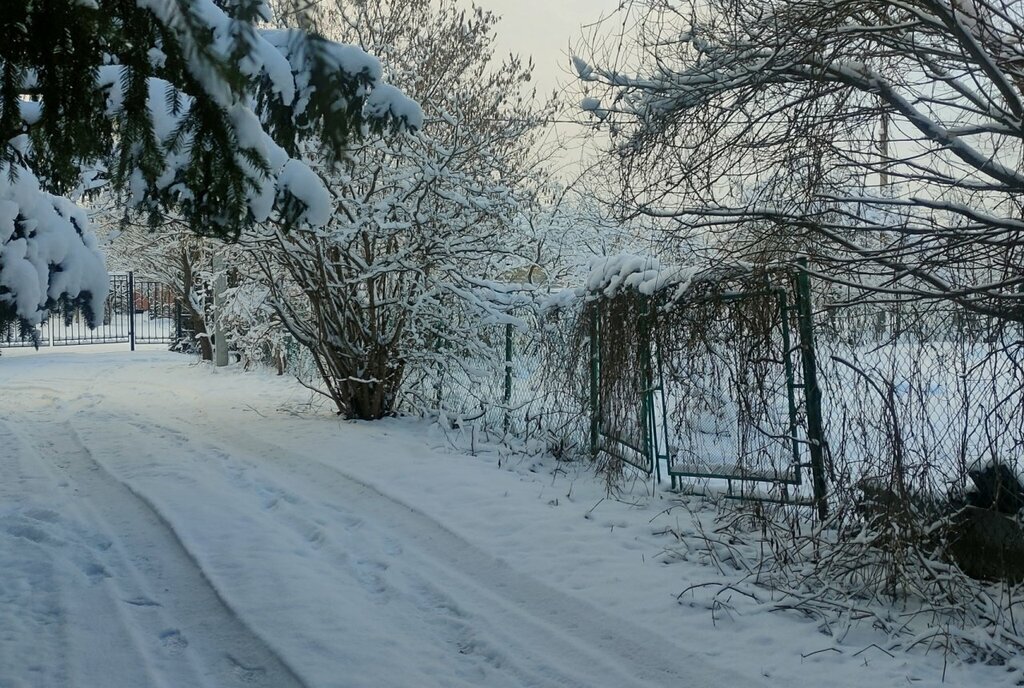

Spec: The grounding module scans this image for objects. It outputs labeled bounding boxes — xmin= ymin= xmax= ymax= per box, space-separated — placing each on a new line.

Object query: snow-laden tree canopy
xmin=0 ymin=0 xmax=421 ymax=328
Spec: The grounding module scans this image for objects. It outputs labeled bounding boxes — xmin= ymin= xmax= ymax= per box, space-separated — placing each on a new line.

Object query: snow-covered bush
xmin=241 ymin=0 xmax=548 ymax=420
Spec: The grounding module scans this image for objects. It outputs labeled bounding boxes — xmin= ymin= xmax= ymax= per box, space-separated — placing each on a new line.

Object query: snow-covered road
xmin=1 ymin=349 xmax=1002 ymax=688
xmin=0 ymin=351 xmax=761 ymax=688
xmin=1 ymin=405 xmax=306 ymax=687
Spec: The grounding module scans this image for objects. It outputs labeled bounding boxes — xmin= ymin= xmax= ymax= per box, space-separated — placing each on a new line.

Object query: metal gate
xmin=588 ymin=264 xmax=827 ymax=512
xmin=588 ymin=298 xmax=660 ymax=477
xmin=1 ymin=272 xmax=184 ymax=350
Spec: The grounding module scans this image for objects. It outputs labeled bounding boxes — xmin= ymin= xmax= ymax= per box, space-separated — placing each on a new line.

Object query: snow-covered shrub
xmin=241 ymin=0 xmax=548 ymax=420
xmin=219 ymin=279 xmax=291 ymax=372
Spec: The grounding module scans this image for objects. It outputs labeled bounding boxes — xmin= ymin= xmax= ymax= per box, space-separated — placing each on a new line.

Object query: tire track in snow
xmin=0 ymin=416 xmax=167 ymax=688
xmin=228 ymin=445 xmax=720 ymax=687
xmin=75 ymin=402 xmax=763 ymax=688
xmin=5 ymin=412 xmax=309 ymax=688
xmin=0 ymin=418 xmax=75 ymax=688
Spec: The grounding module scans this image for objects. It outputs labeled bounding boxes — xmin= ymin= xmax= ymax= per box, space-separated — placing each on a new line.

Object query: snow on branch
xmin=0 ymin=164 xmax=107 ymax=327
xmin=0 ymin=0 xmax=427 ymax=330
xmin=582 ymin=253 xmax=753 ymax=306
xmin=2 ymin=1 xmax=424 ymax=241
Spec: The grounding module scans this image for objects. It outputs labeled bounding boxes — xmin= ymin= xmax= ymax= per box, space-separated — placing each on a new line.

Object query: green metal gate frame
xmin=588 ymin=298 xmax=662 ymax=479
xmin=588 ymin=262 xmax=828 ymax=515
xmin=660 ymin=286 xmax=802 ymax=486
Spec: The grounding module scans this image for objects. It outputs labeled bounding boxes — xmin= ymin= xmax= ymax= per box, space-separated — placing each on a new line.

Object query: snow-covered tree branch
xmin=0 ymin=0 xmax=420 ymax=330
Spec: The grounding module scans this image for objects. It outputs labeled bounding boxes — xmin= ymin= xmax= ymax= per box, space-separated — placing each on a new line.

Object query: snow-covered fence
xmin=576 ymin=255 xmax=828 ymax=506
xmin=574 ymin=252 xmax=1024 ymax=517
xmin=378 ymin=256 xmax=828 ymax=491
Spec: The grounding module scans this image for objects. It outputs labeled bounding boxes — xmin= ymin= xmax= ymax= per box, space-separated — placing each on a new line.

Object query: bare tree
xmin=575 ymin=0 xmax=1024 ymax=321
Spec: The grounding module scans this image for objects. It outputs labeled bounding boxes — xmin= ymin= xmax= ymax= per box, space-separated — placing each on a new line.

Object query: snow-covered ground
xmin=0 ymin=348 xmax=1006 ymax=687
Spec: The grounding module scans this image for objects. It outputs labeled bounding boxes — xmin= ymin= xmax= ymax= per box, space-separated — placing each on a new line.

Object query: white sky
xmin=470 ymin=0 xmax=620 ymax=96
xmin=465 ymin=0 xmax=623 ymax=178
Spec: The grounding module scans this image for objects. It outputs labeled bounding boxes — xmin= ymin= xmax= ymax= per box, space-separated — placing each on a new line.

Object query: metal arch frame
xmin=587 ymin=264 xmax=828 ymax=515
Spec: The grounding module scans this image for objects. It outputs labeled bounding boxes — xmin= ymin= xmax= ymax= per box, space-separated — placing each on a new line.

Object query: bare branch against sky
xmin=468 ymin=0 xmax=621 ymax=95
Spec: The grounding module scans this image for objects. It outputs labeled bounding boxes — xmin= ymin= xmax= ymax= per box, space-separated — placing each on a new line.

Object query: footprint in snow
xmin=353 ymin=559 xmax=389 ymax=596
xmin=304 ymin=525 xmax=326 ymax=548
xmin=159 ymin=629 xmax=189 ymax=655
xmin=80 ymin=561 xmax=110 ymax=583
xmin=227 ymin=655 xmax=268 ymax=684
xmin=4 ymin=522 xmax=52 ymax=544
xmin=23 ymin=508 xmax=60 ymax=524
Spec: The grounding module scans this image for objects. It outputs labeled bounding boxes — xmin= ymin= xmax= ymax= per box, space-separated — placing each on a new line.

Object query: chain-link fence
xmin=814 ymin=301 xmax=1024 ymax=502
xmin=375 ymin=304 xmax=587 ymax=457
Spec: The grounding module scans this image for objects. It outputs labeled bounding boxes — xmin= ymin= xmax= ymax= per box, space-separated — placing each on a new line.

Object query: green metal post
xmin=795 ymin=259 xmax=829 ymax=519
xmin=656 ymin=316 xmax=673 ymax=489
xmin=640 ymin=305 xmax=660 ymax=482
xmin=589 ymin=305 xmax=600 ymax=459
xmin=503 ymin=323 xmax=513 ymax=433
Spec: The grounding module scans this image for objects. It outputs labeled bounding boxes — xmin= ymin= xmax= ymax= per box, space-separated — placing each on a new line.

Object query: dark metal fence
xmin=131 ymin=277 xmax=182 ymax=345
xmin=1 ymin=272 xmax=183 ymax=349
